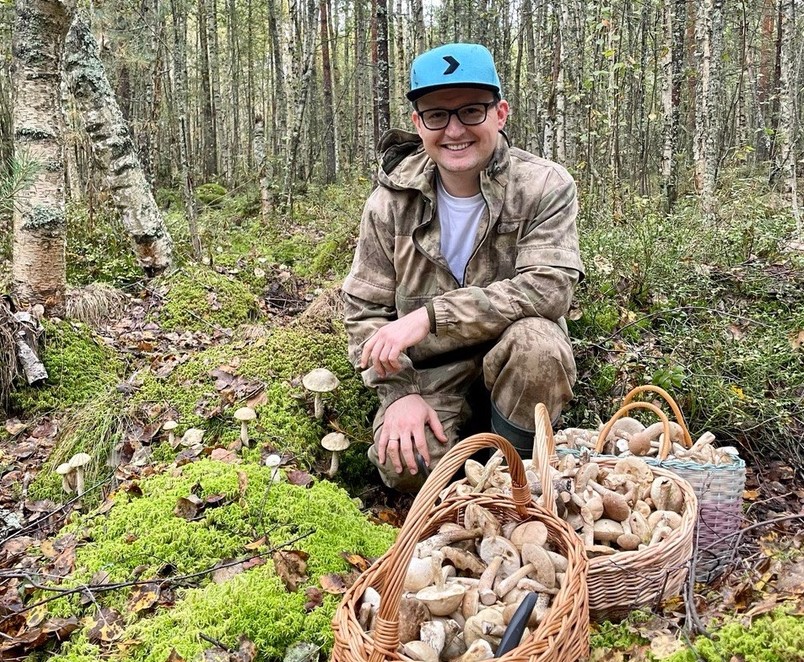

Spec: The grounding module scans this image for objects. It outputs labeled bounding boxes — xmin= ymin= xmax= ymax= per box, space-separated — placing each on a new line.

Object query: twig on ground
xmin=199 ymin=632 xmax=234 ymax=652
xmin=0 ymin=529 xmax=314 ymax=624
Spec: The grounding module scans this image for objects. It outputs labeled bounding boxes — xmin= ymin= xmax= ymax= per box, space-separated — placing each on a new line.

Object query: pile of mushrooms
xmin=456 ymin=452 xmax=688 ymax=558
xmin=554 ymin=418 xmax=739 ymax=465
xmin=357 ymin=503 xmax=568 ymax=662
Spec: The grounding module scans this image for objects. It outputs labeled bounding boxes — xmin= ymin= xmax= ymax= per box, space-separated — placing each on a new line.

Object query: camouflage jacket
xmin=342 ymin=129 xmax=585 ymax=408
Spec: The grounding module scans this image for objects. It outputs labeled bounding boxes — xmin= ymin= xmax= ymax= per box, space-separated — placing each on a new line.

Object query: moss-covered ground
xmin=2 ymin=175 xmax=802 ymax=661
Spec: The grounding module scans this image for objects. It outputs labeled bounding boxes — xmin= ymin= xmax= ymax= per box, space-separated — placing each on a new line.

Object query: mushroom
xmin=399 ymin=596 xmax=430 ymax=643
xmin=463 ymin=608 xmax=505 ymax=647
xmin=521 ymin=543 xmax=556 ymax=589
xmin=588 ymin=481 xmax=630 ymax=522
xmin=358 ymin=586 xmax=380 ymax=631
xmin=405 ymin=555 xmax=436 ymax=592
xmin=68 ymin=452 xmax=91 ymax=496
xmin=302 ymin=368 xmax=340 ymax=419
xmin=593 ymin=519 xmax=623 ymax=544
xmin=264 ymin=454 xmax=282 ymax=482
xmin=56 ymin=462 xmax=75 ymax=494
xmin=463 ymin=503 xmax=501 ymax=539
xmin=163 ymin=420 xmax=179 ymax=447
xmin=650 ymin=476 xmax=684 ymax=513
xmin=478 ymin=536 xmax=520 ymax=581
xmin=401 ymin=641 xmax=439 ymax=662
xmin=234 ymin=407 xmax=257 ymax=446
xmin=452 ymin=638 xmax=494 ymax=662
xmin=420 ymin=620 xmax=446 ymax=657
xmin=416 ymin=551 xmax=466 ymax=616
xmin=509 ymin=521 xmax=548 ymax=550
xmin=321 ymin=432 xmax=350 ymax=477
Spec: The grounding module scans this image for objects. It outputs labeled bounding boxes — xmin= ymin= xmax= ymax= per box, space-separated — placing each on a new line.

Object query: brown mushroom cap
xmin=302 ymin=368 xmax=340 ymax=393
xmin=321 ymin=432 xmax=350 ymax=452
xmin=234 ymin=406 xmax=257 ymax=422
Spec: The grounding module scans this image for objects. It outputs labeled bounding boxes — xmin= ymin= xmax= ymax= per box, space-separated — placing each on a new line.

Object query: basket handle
xmin=369 ymin=433 xmax=531 ymax=662
xmin=530 ymin=403 xmax=558 ymax=516
xmin=596 ymin=401 xmax=674 ymax=459
xmin=621 ymin=385 xmax=693 ymax=448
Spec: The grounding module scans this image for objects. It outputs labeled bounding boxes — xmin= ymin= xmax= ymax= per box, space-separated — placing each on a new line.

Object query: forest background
xmin=0 ymin=0 xmax=802 ymax=660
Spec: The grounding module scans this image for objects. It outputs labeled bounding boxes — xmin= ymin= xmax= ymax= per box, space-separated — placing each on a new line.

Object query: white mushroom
xmin=264 ymin=454 xmax=282 ymax=482
xmin=68 ymin=453 xmax=91 ymax=496
xmin=234 ymin=406 xmax=257 ymax=446
xmin=56 ymin=462 xmax=75 ymax=495
xmin=321 ymin=432 xmax=350 ymax=477
xmin=302 ymin=368 xmax=340 ymax=419
xmin=415 ymin=551 xmax=466 ymax=616
xmin=162 ymin=420 xmax=178 ymax=447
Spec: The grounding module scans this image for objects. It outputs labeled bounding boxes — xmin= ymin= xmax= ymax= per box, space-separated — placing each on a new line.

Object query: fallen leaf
xmin=174 ymin=494 xmax=204 ymax=520
xmin=776 ymin=559 xmax=804 ymax=594
xmin=319 ymin=573 xmax=348 ymax=594
xmin=790 ymin=329 xmax=804 ymax=350
xmin=340 ymin=551 xmax=371 ymax=572
xmin=743 ymin=489 xmax=760 ymax=500
xmin=304 ymin=587 xmax=323 ymax=611
xmin=273 ymin=550 xmax=309 ymax=592
xmin=286 ymin=470 xmax=313 ymax=487
xmin=41 ymin=616 xmax=81 ymax=639
xmin=745 ymin=595 xmax=779 ymax=618
xmin=231 ymin=636 xmax=257 ymax=662
xmin=85 ymin=607 xmax=124 ymax=643
xmin=246 ymin=390 xmax=268 ymax=408
xmin=212 ymin=559 xmax=247 ymax=584
xmin=127 ymin=583 xmax=160 ymax=613
xmin=210 ymin=448 xmax=239 ymax=463
xmin=167 ymin=649 xmax=187 ymax=662
xmin=244 ymin=537 xmax=266 ymax=550
xmin=650 ymin=634 xmax=685 ymax=656
xmin=4 ymin=419 xmax=25 ymax=436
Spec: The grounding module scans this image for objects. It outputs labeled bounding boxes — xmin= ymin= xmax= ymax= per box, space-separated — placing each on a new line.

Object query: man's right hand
xmin=378 ymin=394 xmax=447 ymax=475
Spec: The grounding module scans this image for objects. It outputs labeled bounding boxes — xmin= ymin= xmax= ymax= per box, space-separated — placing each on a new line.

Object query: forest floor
xmin=0 ymin=180 xmax=803 ymax=661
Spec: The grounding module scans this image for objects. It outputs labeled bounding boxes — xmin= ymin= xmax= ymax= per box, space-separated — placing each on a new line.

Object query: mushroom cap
xmin=265 ymin=454 xmax=282 ymax=468
xmin=302 ymin=368 xmax=340 ymax=393
xmin=56 ymin=462 xmax=73 ymax=475
xmin=415 ymin=582 xmax=466 ymax=616
xmin=321 ymin=432 xmax=350 ymax=452
xmin=69 ymin=452 xmax=91 ymax=469
xmin=163 ymin=420 xmax=178 ymax=431
xmin=234 ymin=406 xmax=257 ymax=421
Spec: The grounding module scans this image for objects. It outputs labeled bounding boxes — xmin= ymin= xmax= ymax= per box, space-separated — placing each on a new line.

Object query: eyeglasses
xmin=416 ymin=101 xmax=497 ymax=131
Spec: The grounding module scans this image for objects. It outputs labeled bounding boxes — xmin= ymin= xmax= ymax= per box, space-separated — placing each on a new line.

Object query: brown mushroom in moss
xmin=56 ymin=462 xmax=75 ymax=495
xmin=163 ymin=420 xmax=179 ymax=447
xmin=68 ymin=452 xmax=91 ymax=496
xmin=321 ymin=432 xmax=350 ymax=477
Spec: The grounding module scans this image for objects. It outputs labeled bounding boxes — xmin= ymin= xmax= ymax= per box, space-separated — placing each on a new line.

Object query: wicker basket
xmin=331 ymin=430 xmax=589 ymax=662
xmin=537 ymin=403 xmax=698 ymax=621
xmin=601 ymin=386 xmax=746 ymax=582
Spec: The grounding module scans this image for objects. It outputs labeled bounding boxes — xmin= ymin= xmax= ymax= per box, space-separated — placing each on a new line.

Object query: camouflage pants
xmin=368 ymin=317 xmax=576 ymax=491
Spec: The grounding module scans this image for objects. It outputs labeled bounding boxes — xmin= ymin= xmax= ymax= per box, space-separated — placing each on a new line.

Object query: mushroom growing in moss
xmin=163 ymin=420 xmax=178 ymax=447
xmin=68 ymin=452 xmax=91 ymax=496
xmin=302 ymin=368 xmax=340 ymax=419
xmin=56 ymin=462 xmax=75 ymax=495
xmin=234 ymin=407 xmax=257 ymax=446
xmin=321 ymin=432 xmax=350 ymax=477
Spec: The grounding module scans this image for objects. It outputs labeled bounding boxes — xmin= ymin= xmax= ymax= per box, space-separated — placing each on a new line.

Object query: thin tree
xmin=11 ymin=0 xmax=76 ymax=315
xmin=320 ymin=0 xmax=337 ymax=183
xmin=64 ymin=15 xmax=173 ymax=275
xmin=777 ymin=0 xmax=801 ymax=236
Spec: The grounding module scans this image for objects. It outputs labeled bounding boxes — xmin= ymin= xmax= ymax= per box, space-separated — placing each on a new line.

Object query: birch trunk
xmin=253 ymin=114 xmax=271 ymax=222
xmin=64 ymin=15 xmax=173 ymax=276
xmin=693 ymin=0 xmax=712 ymax=193
xmin=777 ymin=0 xmax=801 ymax=235
xmin=320 ymin=0 xmax=336 ymax=183
xmin=374 ymin=0 xmax=391 ymax=142
xmin=702 ymin=0 xmax=724 ymax=218
xmin=11 ymin=0 xmax=75 ymax=315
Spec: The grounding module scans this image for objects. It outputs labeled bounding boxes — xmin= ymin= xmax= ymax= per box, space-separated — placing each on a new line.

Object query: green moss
xmin=132 ymin=324 xmax=376 ymax=470
xmin=662 ymin=610 xmax=804 ymax=662
xmin=10 ymin=319 xmax=124 ymax=415
xmin=589 ymin=611 xmax=652 ymax=651
xmin=196 ymin=182 xmax=228 ymax=207
xmin=156 ymin=265 xmax=259 ymax=331
xmin=47 ymin=459 xmax=396 ymax=661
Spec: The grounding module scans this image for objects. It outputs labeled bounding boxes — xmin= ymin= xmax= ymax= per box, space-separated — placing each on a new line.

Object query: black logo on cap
xmin=443 ymin=56 xmax=459 ymax=75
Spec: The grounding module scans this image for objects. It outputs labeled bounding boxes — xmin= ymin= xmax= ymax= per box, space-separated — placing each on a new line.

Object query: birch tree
xmin=11 ymin=0 xmax=75 ymax=315
xmin=64 ymin=15 xmax=174 ymax=275
xmin=777 ymin=0 xmax=801 ymax=236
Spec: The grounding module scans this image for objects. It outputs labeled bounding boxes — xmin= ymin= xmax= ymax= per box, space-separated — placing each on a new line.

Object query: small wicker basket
xmin=604 ymin=386 xmax=746 ymax=582
xmin=331 ymin=429 xmax=589 ymax=662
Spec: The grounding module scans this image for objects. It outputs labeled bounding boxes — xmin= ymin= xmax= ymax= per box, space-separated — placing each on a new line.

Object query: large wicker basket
xmin=602 ymin=386 xmax=746 ymax=582
xmin=536 ymin=403 xmax=698 ymax=621
xmin=331 ymin=431 xmax=589 ymax=662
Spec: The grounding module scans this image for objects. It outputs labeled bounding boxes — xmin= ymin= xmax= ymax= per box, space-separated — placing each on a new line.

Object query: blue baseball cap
xmin=407 ymin=43 xmax=502 ymax=102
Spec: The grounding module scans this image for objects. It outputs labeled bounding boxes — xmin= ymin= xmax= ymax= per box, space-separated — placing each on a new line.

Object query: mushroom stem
xmin=75 ymin=468 xmax=86 ymax=497
xmin=240 ymin=421 xmax=250 ymax=446
xmin=313 ymin=394 xmax=324 ymax=419
xmin=327 ymin=451 xmax=340 ymax=477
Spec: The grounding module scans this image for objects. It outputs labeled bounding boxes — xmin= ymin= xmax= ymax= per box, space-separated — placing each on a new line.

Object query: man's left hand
xmin=360 ymin=307 xmax=430 ymax=378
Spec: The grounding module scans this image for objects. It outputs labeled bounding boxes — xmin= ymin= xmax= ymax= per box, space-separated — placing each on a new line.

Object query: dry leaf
xmin=319 ymin=573 xmax=348 ymax=594
xmin=304 ymin=587 xmax=324 ymax=612
xmin=167 ymin=649 xmax=187 ymax=662
xmin=790 ymin=330 xmax=804 ymax=351
xmin=210 ymin=448 xmax=239 ymax=463
xmin=127 ymin=583 xmax=160 ymax=613
xmin=174 ymin=494 xmax=203 ymax=520
xmin=273 ymin=550 xmax=309 ymax=592
xmin=85 ymin=607 xmax=124 ymax=643
xmin=776 ymin=559 xmax=804 ymax=594
xmin=650 ymin=634 xmax=684 ymax=656
xmin=212 ymin=559 xmax=247 ymax=584
xmin=340 ymin=551 xmax=371 ymax=572
xmin=286 ymin=470 xmax=313 ymax=487
xmin=231 ymin=637 xmax=257 ymax=662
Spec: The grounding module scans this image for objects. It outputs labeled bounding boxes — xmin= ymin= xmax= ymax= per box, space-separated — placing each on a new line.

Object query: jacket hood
xmin=376 ymin=128 xmax=512 ymax=193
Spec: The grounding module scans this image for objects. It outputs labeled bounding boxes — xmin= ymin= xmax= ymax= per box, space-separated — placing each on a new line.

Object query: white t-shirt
xmin=436 ymin=183 xmax=485 ymax=285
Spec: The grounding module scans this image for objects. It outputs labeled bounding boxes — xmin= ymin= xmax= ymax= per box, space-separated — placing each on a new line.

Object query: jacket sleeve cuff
xmin=425 ymin=301 xmax=437 ymax=334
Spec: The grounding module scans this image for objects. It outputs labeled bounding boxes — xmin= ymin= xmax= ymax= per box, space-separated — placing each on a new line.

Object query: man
xmin=342 ymin=43 xmax=584 ymax=491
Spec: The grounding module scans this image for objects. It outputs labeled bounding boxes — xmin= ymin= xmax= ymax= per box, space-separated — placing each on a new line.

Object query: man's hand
xmin=360 ymin=307 xmax=430 ymax=378
xmin=378 ymin=394 xmax=448 ymax=474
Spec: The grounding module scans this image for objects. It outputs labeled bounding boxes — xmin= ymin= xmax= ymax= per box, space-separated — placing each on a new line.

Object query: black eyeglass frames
xmin=416 ymin=101 xmax=497 ymax=131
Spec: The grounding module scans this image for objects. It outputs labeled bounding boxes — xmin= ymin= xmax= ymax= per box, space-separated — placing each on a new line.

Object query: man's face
xmin=412 ymin=87 xmax=509 ymax=183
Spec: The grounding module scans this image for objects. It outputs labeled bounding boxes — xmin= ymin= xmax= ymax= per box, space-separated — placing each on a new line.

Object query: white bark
xmin=64 ymin=15 xmax=173 ymax=276
xmin=11 ymin=0 xmax=76 ymax=315
xmin=693 ymin=0 xmax=712 ymax=193
xmin=777 ymin=0 xmax=801 ymax=236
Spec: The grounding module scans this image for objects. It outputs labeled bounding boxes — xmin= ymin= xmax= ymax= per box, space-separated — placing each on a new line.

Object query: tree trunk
xmin=227 ymin=0 xmax=241 ymax=182
xmin=197 ymin=0 xmax=216 ymax=179
xmin=64 ymin=15 xmax=173 ymax=276
xmin=777 ymin=0 xmax=801 ymax=236
xmin=702 ymin=0 xmax=724 ymax=218
xmin=320 ymin=0 xmax=336 ymax=183
xmin=374 ymin=0 xmax=390 ymax=144
xmin=11 ymin=0 xmax=76 ymax=316
xmin=660 ymin=0 xmax=685 ymax=211
xmin=693 ymin=0 xmax=712 ymax=194
xmin=253 ymin=114 xmax=271 ymax=222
